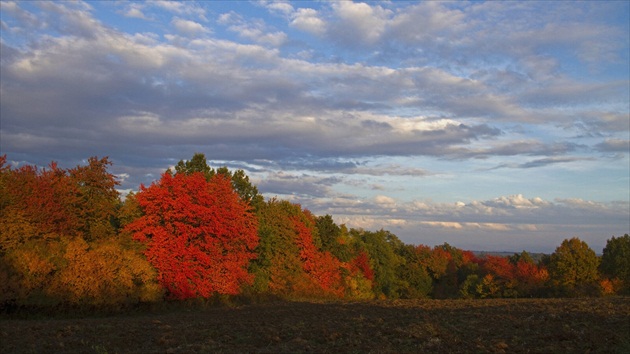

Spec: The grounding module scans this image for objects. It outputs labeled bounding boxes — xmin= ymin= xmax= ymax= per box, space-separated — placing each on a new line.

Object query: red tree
xmin=126 ymin=172 xmax=259 ymax=299
xmin=292 ymin=213 xmax=345 ymax=297
xmin=351 ymin=251 xmax=374 ymax=281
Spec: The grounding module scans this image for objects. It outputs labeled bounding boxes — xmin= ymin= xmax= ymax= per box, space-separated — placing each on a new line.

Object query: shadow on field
xmin=1 ymin=297 xmax=628 ymax=353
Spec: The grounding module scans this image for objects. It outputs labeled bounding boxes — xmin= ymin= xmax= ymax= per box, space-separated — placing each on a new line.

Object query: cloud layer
xmin=1 ymin=1 xmax=628 ymax=252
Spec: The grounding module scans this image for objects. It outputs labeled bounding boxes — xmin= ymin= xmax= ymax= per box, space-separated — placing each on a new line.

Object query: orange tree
xmin=126 ymin=171 xmax=259 ymax=300
xmin=0 ymin=156 xmax=161 ymax=309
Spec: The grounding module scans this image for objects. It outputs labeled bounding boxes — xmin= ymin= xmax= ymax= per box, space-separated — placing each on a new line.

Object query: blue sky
xmin=1 ymin=1 xmax=628 ymax=253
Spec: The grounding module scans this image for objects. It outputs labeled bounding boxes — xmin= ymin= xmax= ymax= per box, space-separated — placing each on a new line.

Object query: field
xmin=1 ymin=297 xmax=629 ymax=353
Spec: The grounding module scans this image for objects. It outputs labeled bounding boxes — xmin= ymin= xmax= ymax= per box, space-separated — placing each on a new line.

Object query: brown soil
xmin=1 ymin=297 xmax=629 ymax=353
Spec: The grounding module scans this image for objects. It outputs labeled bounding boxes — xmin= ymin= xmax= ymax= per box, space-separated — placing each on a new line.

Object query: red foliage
xmin=126 ymin=172 xmax=259 ymax=299
xmin=422 ymin=247 xmax=452 ymax=279
xmin=514 ymin=259 xmax=549 ymax=292
xmin=481 ymin=255 xmax=515 ymax=281
xmin=351 ymin=251 xmax=374 ymax=281
xmin=1 ymin=161 xmax=81 ymax=239
xmin=292 ymin=215 xmax=344 ymax=297
xmin=461 ymin=250 xmax=479 ymax=265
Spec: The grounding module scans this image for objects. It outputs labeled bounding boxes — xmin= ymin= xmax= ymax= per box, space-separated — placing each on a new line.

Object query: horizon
xmin=1 ymin=1 xmax=628 ymax=254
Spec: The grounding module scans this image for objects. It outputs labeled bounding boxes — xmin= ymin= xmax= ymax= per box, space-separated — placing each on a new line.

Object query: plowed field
xmin=1 ymin=297 xmax=629 ymax=353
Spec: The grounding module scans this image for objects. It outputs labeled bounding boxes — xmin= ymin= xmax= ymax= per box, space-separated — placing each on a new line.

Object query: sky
xmin=1 ymin=1 xmax=628 ymax=253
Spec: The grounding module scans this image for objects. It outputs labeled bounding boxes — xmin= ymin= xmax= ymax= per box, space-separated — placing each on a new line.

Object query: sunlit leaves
xmin=0 ymin=156 xmax=159 ymax=309
xmin=126 ymin=172 xmax=259 ymax=299
xmin=549 ymin=237 xmax=600 ymax=296
xmin=1 ymin=154 xmax=625 ymax=309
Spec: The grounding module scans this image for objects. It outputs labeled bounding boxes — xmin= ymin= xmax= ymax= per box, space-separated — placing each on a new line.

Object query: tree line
xmin=1 ymin=154 xmax=628 ymax=311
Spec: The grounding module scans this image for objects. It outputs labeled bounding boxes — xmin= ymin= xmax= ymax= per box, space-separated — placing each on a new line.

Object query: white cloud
xmin=388 ymin=2 xmax=467 ymax=44
xmin=290 ymin=8 xmax=326 ymax=36
xmin=489 ymin=194 xmax=549 ymax=209
xmin=374 ymin=195 xmax=396 ymax=206
xmin=1 ymin=1 xmax=627 ymax=253
xmin=151 ymin=1 xmax=207 ymax=20
xmin=330 ymin=2 xmax=392 ymax=45
xmin=259 ymin=0 xmax=294 ymax=16
xmin=171 ymin=17 xmax=209 ymax=36
xmin=122 ymin=4 xmax=149 ymax=20
xmin=219 ymin=11 xmax=286 ymax=47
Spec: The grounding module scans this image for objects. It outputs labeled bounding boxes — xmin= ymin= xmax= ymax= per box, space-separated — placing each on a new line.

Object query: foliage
xmin=172 ymin=153 xmax=264 ymax=210
xmin=2 ymin=154 xmax=626 ymax=310
xmin=68 ymin=157 xmax=120 ymax=241
xmin=548 ymin=237 xmax=600 ymax=296
xmin=351 ymin=229 xmax=405 ymax=298
xmin=395 ymin=245 xmax=433 ymax=299
xmin=126 ymin=172 xmax=259 ymax=299
xmin=315 ymin=214 xmax=353 ymax=262
xmin=0 ymin=156 xmax=160 ymax=310
xmin=600 ymin=234 xmax=630 ymax=294
xmin=251 ymin=199 xmax=347 ymax=299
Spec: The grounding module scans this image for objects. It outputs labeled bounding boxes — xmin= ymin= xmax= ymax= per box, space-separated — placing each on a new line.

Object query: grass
xmin=1 ymin=297 xmax=628 ymax=353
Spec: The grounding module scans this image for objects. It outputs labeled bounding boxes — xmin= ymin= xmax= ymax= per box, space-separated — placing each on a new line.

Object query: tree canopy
xmin=126 ymin=171 xmax=259 ymax=299
xmin=1 ymin=154 xmax=625 ymax=312
xmin=600 ymin=234 xmax=630 ymax=294
xmin=548 ymin=237 xmax=600 ymax=296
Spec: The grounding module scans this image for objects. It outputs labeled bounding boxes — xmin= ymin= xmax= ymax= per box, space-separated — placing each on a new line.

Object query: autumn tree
xmin=429 ymin=243 xmax=465 ymax=299
xmin=600 ymin=234 xmax=630 ymax=294
xmin=315 ymin=214 xmax=353 ymax=262
xmin=251 ymin=199 xmax=346 ymax=299
xmin=0 ymin=156 xmax=161 ymax=309
xmin=292 ymin=212 xmax=345 ymax=297
xmin=172 ymin=153 xmax=263 ymax=210
xmin=510 ymin=251 xmax=549 ymax=297
xmin=1 ymin=159 xmax=80 ymax=247
xmin=350 ymin=229 xmax=404 ymax=299
xmin=395 ymin=244 xmax=433 ymax=299
xmin=126 ymin=172 xmax=259 ymax=299
xmin=68 ymin=157 xmax=120 ymax=241
xmin=548 ymin=237 xmax=600 ymax=296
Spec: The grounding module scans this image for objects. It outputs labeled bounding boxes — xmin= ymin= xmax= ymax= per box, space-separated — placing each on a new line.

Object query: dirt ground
xmin=1 ymin=297 xmax=629 ymax=353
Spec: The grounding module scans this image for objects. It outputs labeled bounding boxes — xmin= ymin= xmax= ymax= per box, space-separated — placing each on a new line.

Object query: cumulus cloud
xmin=290 ymin=8 xmax=326 ymax=36
xmin=121 ymin=3 xmax=149 ymax=20
xmin=1 ymin=1 xmax=627 ymax=252
xmin=329 ymin=2 xmax=392 ymax=46
xmin=259 ymin=0 xmax=294 ymax=16
xmin=171 ymin=17 xmax=210 ymax=36
xmin=151 ymin=0 xmax=207 ymax=20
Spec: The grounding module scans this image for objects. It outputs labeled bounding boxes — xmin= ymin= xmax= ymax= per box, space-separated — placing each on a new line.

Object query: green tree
xmin=216 ymin=167 xmax=264 ymax=210
xmin=250 ymin=199 xmax=344 ymax=299
xmin=172 ymin=153 xmax=263 ymax=209
xmin=315 ymin=215 xmax=352 ymax=262
xmin=600 ymin=234 xmax=630 ymax=294
xmin=548 ymin=237 xmax=600 ymax=296
xmin=351 ymin=229 xmax=404 ymax=298
xmin=68 ymin=157 xmax=120 ymax=241
xmin=509 ymin=250 xmax=535 ymax=265
xmin=173 ymin=152 xmax=213 ymax=179
xmin=396 ymin=244 xmax=433 ymax=299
